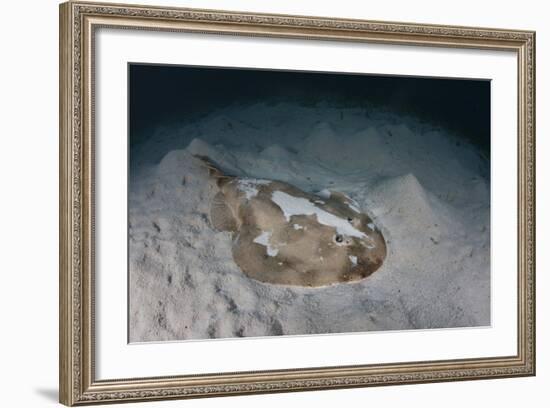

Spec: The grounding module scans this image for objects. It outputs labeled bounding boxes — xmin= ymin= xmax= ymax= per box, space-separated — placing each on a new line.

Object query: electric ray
xmin=198 ymin=156 xmax=387 ymax=287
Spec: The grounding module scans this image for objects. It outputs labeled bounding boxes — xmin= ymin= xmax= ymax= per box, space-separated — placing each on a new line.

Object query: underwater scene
xmin=128 ymin=64 xmax=490 ymax=342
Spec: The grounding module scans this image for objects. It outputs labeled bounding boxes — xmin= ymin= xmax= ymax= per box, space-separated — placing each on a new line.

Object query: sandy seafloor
xmin=128 ymin=101 xmax=490 ymax=342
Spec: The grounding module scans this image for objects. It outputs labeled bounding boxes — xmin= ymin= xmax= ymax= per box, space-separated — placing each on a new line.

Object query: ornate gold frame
xmin=59 ymin=1 xmax=536 ymax=405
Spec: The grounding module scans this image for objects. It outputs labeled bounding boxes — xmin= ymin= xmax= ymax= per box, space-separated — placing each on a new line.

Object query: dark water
xmin=129 ymin=64 xmax=490 ymax=155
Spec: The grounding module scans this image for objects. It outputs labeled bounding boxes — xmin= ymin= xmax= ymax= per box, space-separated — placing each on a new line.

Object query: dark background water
xmin=129 ymin=64 xmax=490 ymax=156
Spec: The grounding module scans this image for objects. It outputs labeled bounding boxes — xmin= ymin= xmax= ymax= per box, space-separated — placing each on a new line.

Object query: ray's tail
xmin=193 ymin=155 xmax=235 ymax=187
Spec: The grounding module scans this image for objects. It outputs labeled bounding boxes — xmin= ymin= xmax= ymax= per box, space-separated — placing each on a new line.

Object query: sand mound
xmin=302 ymin=122 xmax=388 ymax=173
xmin=368 ymin=173 xmax=457 ymax=234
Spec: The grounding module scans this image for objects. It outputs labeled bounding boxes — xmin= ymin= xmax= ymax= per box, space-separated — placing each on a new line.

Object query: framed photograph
xmin=59 ymin=1 xmax=536 ymax=405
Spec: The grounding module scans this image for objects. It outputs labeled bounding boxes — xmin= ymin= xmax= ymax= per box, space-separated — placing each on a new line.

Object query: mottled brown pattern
xmin=206 ymin=165 xmax=386 ymax=287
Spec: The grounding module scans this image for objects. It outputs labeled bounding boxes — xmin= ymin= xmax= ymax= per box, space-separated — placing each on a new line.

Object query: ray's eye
xmin=335 ymin=234 xmax=344 ymax=243
xmin=347 ymin=217 xmax=353 ymax=222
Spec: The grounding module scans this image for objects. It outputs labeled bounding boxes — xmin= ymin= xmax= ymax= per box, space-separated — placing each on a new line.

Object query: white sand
xmin=129 ymin=101 xmax=490 ymax=342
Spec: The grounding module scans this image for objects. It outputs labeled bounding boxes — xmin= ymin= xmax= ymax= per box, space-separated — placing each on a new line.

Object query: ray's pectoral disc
xmin=200 ymin=156 xmax=386 ymax=287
